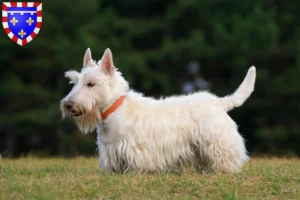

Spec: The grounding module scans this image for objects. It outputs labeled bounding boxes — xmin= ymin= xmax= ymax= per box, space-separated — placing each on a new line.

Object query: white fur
xmin=61 ymin=48 xmax=256 ymax=173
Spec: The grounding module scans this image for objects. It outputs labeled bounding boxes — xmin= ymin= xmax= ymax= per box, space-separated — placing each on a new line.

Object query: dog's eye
xmin=87 ymin=82 xmax=95 ymax=87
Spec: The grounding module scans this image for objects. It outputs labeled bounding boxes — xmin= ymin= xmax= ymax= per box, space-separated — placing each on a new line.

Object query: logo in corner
xmin=2 ymin=2 xmax=42 ymax=46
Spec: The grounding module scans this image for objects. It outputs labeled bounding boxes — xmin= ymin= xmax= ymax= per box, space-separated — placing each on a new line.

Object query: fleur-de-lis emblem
xmin=26 ymin=17 xmax=34 ymax=26
xmin=18 ymin=29 xmax=26 ymax=38
xmin=10 ymin=17 xmax=18 ymax=26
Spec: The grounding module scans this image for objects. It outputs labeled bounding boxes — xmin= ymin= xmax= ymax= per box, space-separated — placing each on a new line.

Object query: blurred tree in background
xmin=0 ymin=0 xmax=299 ymax=157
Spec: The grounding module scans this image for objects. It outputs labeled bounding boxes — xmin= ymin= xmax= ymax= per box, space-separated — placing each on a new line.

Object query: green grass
xmin=0 ymin=157 xmax=299 ymax=200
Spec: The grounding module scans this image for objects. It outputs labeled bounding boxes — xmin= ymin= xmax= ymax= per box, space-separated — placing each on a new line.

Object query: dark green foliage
xmin=0 ymin=0 xmax=299 ymax=157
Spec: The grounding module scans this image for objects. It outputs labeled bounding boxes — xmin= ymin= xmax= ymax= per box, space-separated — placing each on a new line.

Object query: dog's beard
xmin=74 ymin=108 xmax=101 ymax=134
xmin=60 ymin=100 xmax=101 ymax=134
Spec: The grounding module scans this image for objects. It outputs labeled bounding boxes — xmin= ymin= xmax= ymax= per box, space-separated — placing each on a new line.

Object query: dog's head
xmin=60 ymin=48 xmax=129 ymax=133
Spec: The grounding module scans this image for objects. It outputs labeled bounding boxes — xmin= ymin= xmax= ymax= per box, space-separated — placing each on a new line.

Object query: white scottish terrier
xmin=61 ymin=48 xmax=256 ymax=173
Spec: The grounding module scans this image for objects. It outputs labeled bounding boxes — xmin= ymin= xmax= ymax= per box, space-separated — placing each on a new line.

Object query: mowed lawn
xmin=0 ymin=157 xmax=299 ymax=200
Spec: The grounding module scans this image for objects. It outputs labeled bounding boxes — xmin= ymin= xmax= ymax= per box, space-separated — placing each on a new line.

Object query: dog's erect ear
xmin=100 ymin=48 xmax=115 ymax=75
xmin=83 ymin=48 xmax=92 ymax=68
xmin=65 ymin=70 xmax=80 ymax=84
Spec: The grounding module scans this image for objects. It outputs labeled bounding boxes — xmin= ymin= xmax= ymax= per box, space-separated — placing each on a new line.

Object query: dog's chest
xmin=102 ymin=121 xmax=110 ymax=132
xmin=98 ymin=120 xmax=124 ymax=144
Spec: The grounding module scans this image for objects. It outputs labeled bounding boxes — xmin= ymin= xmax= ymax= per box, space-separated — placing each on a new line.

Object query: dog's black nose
xmin=65 ymin=101 xmax=74 ymax=110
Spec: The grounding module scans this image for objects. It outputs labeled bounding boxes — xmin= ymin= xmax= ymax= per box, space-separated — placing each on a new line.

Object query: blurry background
xmin=1 ymin=0 xmax=300 ymax=157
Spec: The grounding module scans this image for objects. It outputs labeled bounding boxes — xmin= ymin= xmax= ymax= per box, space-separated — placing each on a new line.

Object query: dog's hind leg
xmin=195 ymin=129 xmax=249 ymax=173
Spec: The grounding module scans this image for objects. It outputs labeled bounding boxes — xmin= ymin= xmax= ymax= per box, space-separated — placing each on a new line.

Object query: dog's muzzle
xmin=64 ymin=101 xmax=83 ymax=117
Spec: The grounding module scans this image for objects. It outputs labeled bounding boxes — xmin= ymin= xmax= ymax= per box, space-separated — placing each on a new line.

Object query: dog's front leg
xmin=96 ymin=126 xmax=106 ymax=171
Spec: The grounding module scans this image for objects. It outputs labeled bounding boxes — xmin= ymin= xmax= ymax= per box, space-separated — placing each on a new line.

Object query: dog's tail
xmin=220 ymin=66 xmax=256 ymax=112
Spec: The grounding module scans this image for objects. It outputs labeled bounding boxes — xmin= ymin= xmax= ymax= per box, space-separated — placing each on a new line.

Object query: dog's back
xmin=124 ymin=66 xmax=256 ymax=114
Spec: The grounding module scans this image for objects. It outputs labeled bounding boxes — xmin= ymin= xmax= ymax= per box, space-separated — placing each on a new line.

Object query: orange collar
xmin=101 ymin=96 xmax=125 ymax=120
